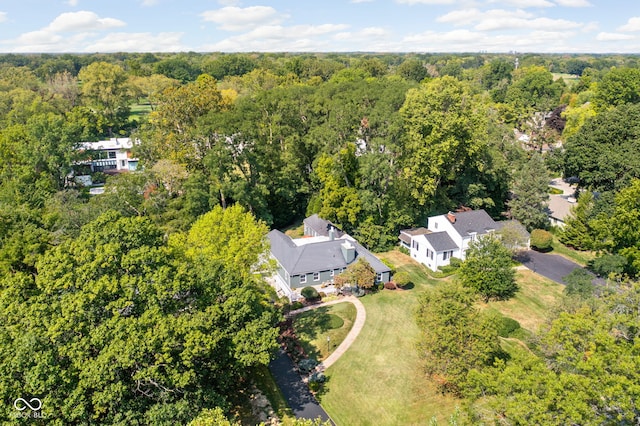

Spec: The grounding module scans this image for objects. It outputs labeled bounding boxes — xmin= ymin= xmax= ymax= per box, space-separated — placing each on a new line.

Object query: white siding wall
xmin=411 ymin=235 xmax=439 ymax=271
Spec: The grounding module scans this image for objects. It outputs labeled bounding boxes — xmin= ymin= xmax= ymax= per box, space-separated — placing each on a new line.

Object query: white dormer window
xmin=300 ymin=274 xmax=307 ymax=284
xmin=313 ymin=272 xmax=320 ymax=281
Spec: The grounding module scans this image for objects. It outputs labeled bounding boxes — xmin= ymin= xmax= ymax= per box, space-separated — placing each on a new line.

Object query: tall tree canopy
xmin=400 ymin=76 xmax=489 ymax=209
xmin=0 ymin=211 xmax=279 ymax=424
xmin=563 ymin=103 xmax=640 ymax=192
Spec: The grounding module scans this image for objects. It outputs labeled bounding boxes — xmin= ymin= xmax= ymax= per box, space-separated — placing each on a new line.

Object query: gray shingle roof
xmin=424 ymin=232 xmax=458 ymax=252
xmin=448 ymin=210 xmax=497 ymax=237
xmin=303 ymin=213 xmax=344 ymax=238
xmin=267 ymin=229 xmax=391 ymax=276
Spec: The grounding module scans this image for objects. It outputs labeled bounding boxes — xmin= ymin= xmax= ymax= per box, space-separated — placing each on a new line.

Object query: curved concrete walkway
xmin=288 ymin=296 xmax=366 ymax=370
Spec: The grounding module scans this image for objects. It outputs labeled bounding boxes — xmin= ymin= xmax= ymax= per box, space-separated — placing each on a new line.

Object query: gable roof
xmin=267 ymin=229 xmax=390 ymax=276
xmin=446 ymin=210 xmax=497 ymax=238
xmin=303 ymin=213 xmax=345 ymax=238
xmin=423 ymin=232 xmax=458 ymax=252
xmin=547 ymin=195 xmax=575 ymax=222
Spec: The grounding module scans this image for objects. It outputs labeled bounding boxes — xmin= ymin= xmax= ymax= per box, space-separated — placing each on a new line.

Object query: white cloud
xmin=66 ymin=0 xmax=79 ymax=6
xmin=85 ymin=32 xmax=185 ymax=52
xmin=596 ymin=32 xmax=635 ymax=41
xmin=582 ymin=21 xmax=598 ymax=32
xmin=0 ymin=12 xmax=7 ymax=23
xmin=200 ymin=6 xmax=285 ymax=31
xmin=554 ymin=0 xmax=591 ymax=6
xmin=45 ymin=11 xmax=125 ymax=32
xmin=488 ymin=0 xmax=554 ymax=7
xmin=396 ymin=0 xmax=455 ymax=5
xmin=202 ymin=23 xmax=349 ymax=51
xmin=334 ymin=26 xmax=390 ymax=41
xmin=619 ymin=17 xmax=640 ymax=32
xmin=438 ymin=8 xmax=582 ymax=32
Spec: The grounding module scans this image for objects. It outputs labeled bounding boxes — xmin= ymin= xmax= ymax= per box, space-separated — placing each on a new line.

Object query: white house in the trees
xmin=400 ymin=209 xmax=517 ymax=271
xmin=78 ymin=138 xmax=139 ymax=173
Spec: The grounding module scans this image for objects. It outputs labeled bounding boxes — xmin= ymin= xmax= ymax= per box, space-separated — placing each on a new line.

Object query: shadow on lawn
xmin=294 ymin=307 xmax=345 ymax=362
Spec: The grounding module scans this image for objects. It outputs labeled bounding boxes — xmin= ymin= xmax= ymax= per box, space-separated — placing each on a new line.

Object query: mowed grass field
xmin=319 ymin=251 xmax=460 ymax=425
xmin=317 ymin=250 xmax=565 ymax=425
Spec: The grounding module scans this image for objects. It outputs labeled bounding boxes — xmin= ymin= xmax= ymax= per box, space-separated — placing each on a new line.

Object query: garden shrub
xmin=301 ymin=286 xmax=320 ymax=300
xmin=318 ymin=291 xmax=327 ymax=299
xmin=496 ymin=316 xmax=521 ymax=337
xmin=377 ymin=283 xmax=384 ymax=291
xmin=290 ymin=301 xmax=304 ymax=310
xmin=399 ymin=246 xmax=410 ymax=255
xmin=392 ymin=271 xmax=411 ymax=288
xmin=448 ymin=257 xmax=462 ymax=268
xmin=309 ymin=372 xmax=326 ymax=383
xmin=298 ymin=358 xmax=318 ymax=374
xmin=530 ymin=229 xmax=553 ymax=251
xmin=384 ymin=281 xmax=397 ymax=290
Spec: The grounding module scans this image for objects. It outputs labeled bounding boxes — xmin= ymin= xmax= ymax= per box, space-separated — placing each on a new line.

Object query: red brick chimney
xmin=447 ymin=212 xmax=456 ymax=223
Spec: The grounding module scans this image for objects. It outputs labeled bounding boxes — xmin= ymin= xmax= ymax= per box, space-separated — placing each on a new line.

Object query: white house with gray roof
xmin=268 ymin=214 xmax=391 ymax=299
xmin=400 ymin=209 xmax=503 ymax=271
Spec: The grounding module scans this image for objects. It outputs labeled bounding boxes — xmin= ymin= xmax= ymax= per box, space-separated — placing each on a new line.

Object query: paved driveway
xmin=515 ymin=250 xmax=582 ymax=284
xmin=268 ymin=349 xmax=333 ymax=424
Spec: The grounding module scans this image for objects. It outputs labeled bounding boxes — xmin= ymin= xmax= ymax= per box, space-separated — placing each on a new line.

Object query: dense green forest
xmin=1 ymin=51 xmax=640 ymax=424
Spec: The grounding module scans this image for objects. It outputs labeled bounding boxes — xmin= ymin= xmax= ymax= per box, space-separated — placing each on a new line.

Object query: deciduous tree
xmin=458 ymin=235 xmax=517 ymax=302
xmin=416 ymin=283 xmax=502 ymax=395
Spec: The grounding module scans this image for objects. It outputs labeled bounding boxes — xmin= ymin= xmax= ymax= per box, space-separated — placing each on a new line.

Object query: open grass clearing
xmin=293 ymin=302 xmax=356 ymax=362
xmin=481 ymin=269 xmax=564 ymax=333
xmin=320 ymin=250 xmax=459 ymax=425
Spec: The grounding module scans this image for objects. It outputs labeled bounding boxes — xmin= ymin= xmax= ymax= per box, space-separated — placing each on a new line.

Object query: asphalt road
xmin=268 ymin=349 xmax=333 ymax=424
xmin=515 ymin=250 xmax=582 ymax=284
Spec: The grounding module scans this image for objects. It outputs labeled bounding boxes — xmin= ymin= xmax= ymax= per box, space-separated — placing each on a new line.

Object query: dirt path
xmin=288 ymin=296 xmax=366 ymax=370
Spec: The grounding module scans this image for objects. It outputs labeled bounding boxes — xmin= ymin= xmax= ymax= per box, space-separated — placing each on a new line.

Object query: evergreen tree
xmin=508 ymin=153 xmax=550 ymax=231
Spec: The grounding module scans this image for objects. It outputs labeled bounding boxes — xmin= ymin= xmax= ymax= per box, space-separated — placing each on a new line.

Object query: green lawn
xmin=313 ymin=249 xmax=566 ymax=425
xmin=129 ymin=102 xmax=152 ymax=121
xmin=482 ymin=269 xmax=564 ymax=333
xmin=319 ymin=250 xmax=460 ymax=425
xmin=293 ymin=302 xmax=357 ymax=361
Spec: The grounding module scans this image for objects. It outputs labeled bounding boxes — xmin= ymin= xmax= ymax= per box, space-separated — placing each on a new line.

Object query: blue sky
xmin=0 ymin=0 xmax=638 ymax=53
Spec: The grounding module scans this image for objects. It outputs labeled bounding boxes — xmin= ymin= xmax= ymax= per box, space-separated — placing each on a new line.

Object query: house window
xmin=330 ymin=269 xmax=335 ymax=277
xmin=443 ymin=251 xmax=449 ymax=260
xmin=376 ymin=273 xmax=382 ymax=282
xmin=412 ymin=240 xmax=419 ymax=251
xmin=120 ymin=160 xmax=126 ymax=167
xmin=430 ymin=250 xmax=434 ymax=260
xmin=434 ymin=222 xmax=438 ymax=229
xmin=313 ymin=272 xmax=320 ymax=281
xmin=300 ymin=274 xmax=307 ymax=284
xmin=108 ymin=151 xmax=117 ymax=159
